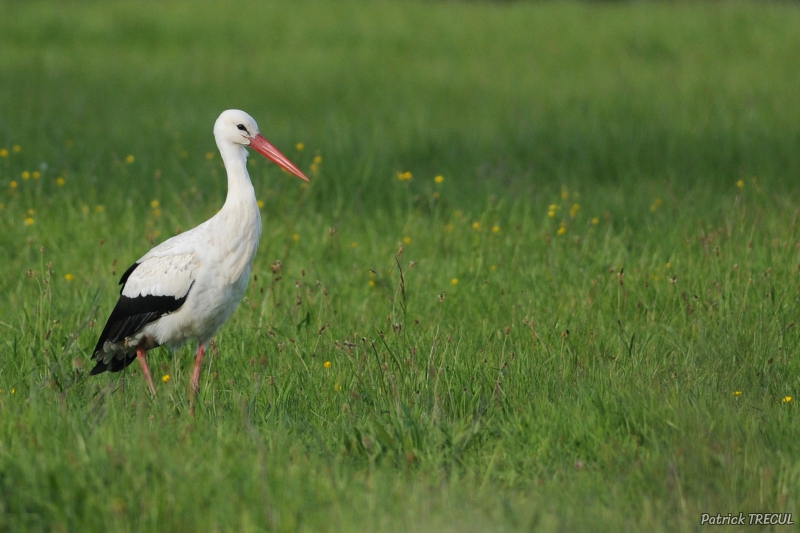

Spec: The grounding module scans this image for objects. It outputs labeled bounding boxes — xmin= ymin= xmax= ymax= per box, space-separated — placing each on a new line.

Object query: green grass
xmin=2 ymin=1 xmax=800 ymax=531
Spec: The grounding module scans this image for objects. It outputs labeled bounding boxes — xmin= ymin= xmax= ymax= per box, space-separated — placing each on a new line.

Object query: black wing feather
xmin=118 ymin=261 xmax=139 ymax=286
xmin=90 ymin=262 xmax=192 ymax=375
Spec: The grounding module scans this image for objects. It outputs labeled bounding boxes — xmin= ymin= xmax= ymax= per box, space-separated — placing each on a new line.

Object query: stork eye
xmin=236 ymin=124 xmax=249 ymax=133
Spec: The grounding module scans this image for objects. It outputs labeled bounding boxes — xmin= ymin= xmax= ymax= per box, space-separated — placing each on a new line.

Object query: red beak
xmin=248 ymin=134 xmax=309 ymax=182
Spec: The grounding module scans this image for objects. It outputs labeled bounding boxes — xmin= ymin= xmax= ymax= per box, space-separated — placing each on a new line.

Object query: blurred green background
xmin=3 ymin=0 xmax=799 ymax=207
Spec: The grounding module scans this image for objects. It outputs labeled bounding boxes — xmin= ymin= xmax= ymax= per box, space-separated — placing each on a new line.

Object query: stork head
xmin=214 ymin=109 xmax=309 ymax=181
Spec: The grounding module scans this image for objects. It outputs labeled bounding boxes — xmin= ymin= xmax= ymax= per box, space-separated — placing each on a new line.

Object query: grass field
xmin=2 ymin=1 xmax=800 ymax=531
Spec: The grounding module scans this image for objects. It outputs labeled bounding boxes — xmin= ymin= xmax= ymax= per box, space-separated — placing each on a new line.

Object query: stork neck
xmin=218 ymin=141 xmax=255 ymax=206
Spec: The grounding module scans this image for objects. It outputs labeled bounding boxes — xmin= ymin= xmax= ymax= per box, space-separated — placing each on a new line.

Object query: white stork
xmin=90 ymin=109 xmax=308 ymax=412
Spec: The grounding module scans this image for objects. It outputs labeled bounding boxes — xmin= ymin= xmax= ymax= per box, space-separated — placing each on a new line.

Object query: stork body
xmin=91 ymin=110 xmax=308 ymax=411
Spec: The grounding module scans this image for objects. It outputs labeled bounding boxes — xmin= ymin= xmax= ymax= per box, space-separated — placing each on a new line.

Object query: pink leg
xmin=136 ymin=345 xmax=156 ymax=396
xmin=190 ymin=345 xmax=206 ymax=415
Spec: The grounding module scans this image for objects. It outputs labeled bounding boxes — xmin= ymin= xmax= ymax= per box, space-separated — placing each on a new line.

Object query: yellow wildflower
xmin=451 ymin=278 xmax=459 ymax=286
xmin=150 ymin=200 xmax=159 ymax=209
xmin=403 ymin=236 xmax=412 ymax=245
xmin=569 ymin=204 xmax=580 ymax=217
xmin=95 ymin=205 xmax=105 ymax=213
xmin=434 ymin=175 xmax=444 ymax=184
xmin=64 ymin=273 xmax=74 ymax=282
xmin=292 ymin=233 xmax=300 ymax=242
xmin=205 ymin=152 xmax=214 ymax=160
xmin=27 ymin=209 xmax=34 ymax=215
xmin=32 ymin=171 xmax=40 ymax=180
xmin=125 ymin=155 xmax=135 ymax=164
xmin=56 ymin=177 xmax=66 ymax=186
xmin=0 ymin=149 xmax=7 ymax=157
xmin=162 ymin=374 xmax=170 ymax=383
xmin=22 ymin=171 xmax=30 ymax=180
xmin=733 ymin=391 xmax=742 ymax=397
xmin=492 ymin=225 xmax=500 ymax=233
xmin=369 ymin=280 xmax=375 ymax=287
xmin=257 ymin=200 xmax=264 ymax=209
xmin=591 ymin=217 xmax=599 ymax=225
xmin=13 ymin=145 xmax=21 ymax=153
xmin=490 ymin=265 xmax=497 ymax=272
xmin=561 ymin=186 xmax=569 ymax=199
xmin=736 ymin=179 xmax=744 ymax=188
xmin=396 ymin=171 xmax=412 ymax=181
xmin=334 ymin=383 xmax=342 ymax=392
xmin=783 ymin=396 xmax=792 ymax=403
xmin=651 ymin=198 xmax=663 ymax=212
xmin=323 ymin=361 xmax=332 ymax=369
xmin=350 ymin=242 xmax=358 ymax=248
xmin=313 ymin=155 xmax=322 ymax=165
xmin=296 ymin=142 xmax=304 ymax=151
xmin=10 ymin=181 xmax=17 ymax=189
xmin=557 ymin=222 xmax=566 ymax=236
xmin=472 ymin=221 xmax=481 ymax=231
xmin=24 ymin=217 xmax=34 ymax=226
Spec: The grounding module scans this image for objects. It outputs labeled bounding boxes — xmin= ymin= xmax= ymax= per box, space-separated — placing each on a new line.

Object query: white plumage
xmin=91 ymin=110 xmax=308 ymax=412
